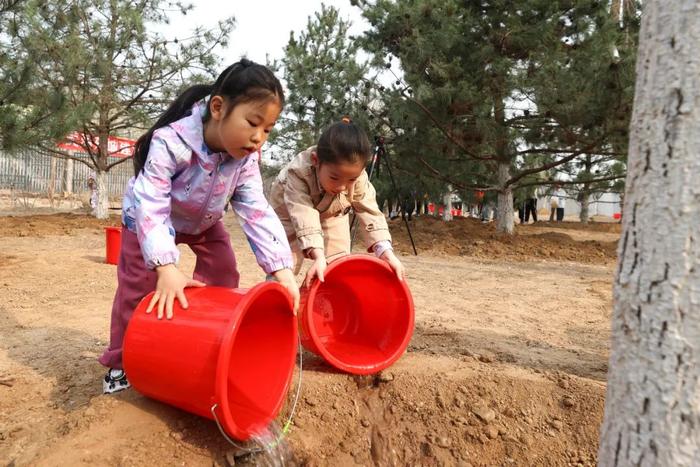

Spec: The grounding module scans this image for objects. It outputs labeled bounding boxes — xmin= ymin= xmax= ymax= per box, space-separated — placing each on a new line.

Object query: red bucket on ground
xmin=299 ymin=255 xmax=414 ymax=375
xmin=104 ymin=226 xmax=121 ymax=265
xmin=123 ymin=283 xmax=298 ymax=441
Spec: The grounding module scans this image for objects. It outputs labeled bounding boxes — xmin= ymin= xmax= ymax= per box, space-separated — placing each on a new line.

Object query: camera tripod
xmin=350 ymin=136 xmax=418 ymax=256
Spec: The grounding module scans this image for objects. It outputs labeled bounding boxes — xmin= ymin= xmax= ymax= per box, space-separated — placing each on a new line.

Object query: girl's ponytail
xmin=132 ymin=84 xmax=213 ymax=176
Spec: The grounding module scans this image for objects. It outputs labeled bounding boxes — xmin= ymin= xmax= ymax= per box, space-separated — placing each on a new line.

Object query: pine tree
xmin=357 ymin=0 xmax=639 ymax=232
xmin=270 ymin=4 xmax=371 ymax=161
xmin=0 ymin=0 xmax=82 ymax=149
xmin=0 ymin=0 xmax=233 ymax=218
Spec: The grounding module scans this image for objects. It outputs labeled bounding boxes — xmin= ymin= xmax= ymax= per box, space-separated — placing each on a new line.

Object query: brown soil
xmin=0 ymin=210 xmax=616 ymax=466
xmin=0 ymin=212 xmax=120 ymax=238
xmin=389 ymin=216 xmax=618 ymax=264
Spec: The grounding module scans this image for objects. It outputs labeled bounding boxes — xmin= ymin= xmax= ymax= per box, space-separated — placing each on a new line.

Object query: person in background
xmin=554 ymin=185 xmax=566 ymax=222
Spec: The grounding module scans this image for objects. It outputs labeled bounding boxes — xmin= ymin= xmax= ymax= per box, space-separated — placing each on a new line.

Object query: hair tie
xmin=341 ymin=116 xmax=352 ymax=124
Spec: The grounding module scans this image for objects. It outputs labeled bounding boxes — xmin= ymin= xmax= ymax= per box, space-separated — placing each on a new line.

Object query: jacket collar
xmin=301 ymin=146 xmax=325 ymax=194
xmin=166 ymin=99 xmax=213 ymax=159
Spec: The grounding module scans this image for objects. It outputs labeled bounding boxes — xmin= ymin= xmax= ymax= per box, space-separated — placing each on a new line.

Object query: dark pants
xmin=556 ymin=208 xmax=564 ymax=222
xmin=519 ymin=199 xmax=538 ymax=223
xmin=402 ymin=200 xmax=414 ymax=221
xmin=99 ymin=222 xmax=239 ymax=369
xmin=525 ymin=198 xmax=537 ymax=222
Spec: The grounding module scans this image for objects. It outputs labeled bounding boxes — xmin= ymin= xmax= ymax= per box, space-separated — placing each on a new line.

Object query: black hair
xmin=315 ymin=118 xmax=372 ymax=165
xmin=132 ymin=58 xmax=285 ymax=175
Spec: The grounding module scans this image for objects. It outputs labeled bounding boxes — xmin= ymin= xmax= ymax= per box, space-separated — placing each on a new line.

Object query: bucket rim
xmin=303 ymin=254 xmax=415 ymax=375
xmin=214 ymin=281 xmax=297 ymax=440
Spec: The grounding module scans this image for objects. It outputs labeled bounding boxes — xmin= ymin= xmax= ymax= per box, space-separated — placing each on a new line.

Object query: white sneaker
xmin=103 ymin=368 xmax=130 ymax=394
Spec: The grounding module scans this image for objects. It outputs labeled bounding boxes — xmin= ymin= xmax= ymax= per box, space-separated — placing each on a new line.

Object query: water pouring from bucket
xmin=299 ymin=254 xmax=415 ymax=374
xmin=123 ymin=282 xmax=298 ymax=441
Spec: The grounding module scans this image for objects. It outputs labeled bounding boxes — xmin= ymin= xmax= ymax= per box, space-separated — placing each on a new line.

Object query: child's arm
xmin=230 ymin=154 xmax=299 ymax=309
xmin=281 ymin=170 xmax=324 ymax=255
xmin=350 ymin=171 xmax=392 ymax=252
xmin=131 ymin=132 xmax=182 ymax=269
xmin=280 ymin=168 xmax=328 ymax=286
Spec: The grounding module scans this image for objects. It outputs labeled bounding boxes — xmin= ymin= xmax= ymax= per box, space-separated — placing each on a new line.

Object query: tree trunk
xmin=442 ymin=185 xmax=453 ymax=221
xmin=62 ymin=158 xmax=74 ymax=195
xmin=93 ymin=124 xmax=111 ymax=219
xmin=495 ymin=163 xmax=514 ymax=234
xmin=579 ymin=185 xmax=590 ymax=224
xmin=47 ymin=157 xmax=56 ymax=202
xmin=611 ymin=0 xmax=623 ymax=23
xmin=92 ymin=169 xmax=109 ymax=219
xmin=599 ymin=2 xmax=700 ymax=465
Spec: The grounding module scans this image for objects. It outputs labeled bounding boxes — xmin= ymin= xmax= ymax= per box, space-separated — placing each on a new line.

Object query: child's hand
xmin=304 ymin=248 xmax=327 ymax=289
xmin=272 ymin=268 xmax=300 ymax=315
xmin=380 ymin=250 xmax=406 ymax=281
xmin=146 ymin=264 xmax=206 ymax=320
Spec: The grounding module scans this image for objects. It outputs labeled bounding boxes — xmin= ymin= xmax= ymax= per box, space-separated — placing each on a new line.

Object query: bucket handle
xmin=211 ymin=403 xmax=261 ymax=454
xmin=210 ymin=332 xmax=303 ymax=454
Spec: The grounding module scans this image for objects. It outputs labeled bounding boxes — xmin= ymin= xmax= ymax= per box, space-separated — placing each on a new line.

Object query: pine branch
xmin=517 ymin=148 xmax=626 ymax=157
xmin=514 ymin=174 xmax=626 ymax=189
xmin=414 ymin=156 xmax=496 ymax=191
xmin=507 ymin=137 xmax=608 ymax=187
xmin=106 ymin=155 xmax=133 ymax=170
xmin=34 ymin=144 xmax=96 ymax=168
xmin=401 ymin=91 xmax=495 ymax=162
xmin=0 ymin=0 xmax=23 ymax=15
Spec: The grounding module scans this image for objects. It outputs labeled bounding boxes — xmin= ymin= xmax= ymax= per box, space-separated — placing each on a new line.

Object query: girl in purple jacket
xmin=100 ymin=59 xmax=299 ymax=394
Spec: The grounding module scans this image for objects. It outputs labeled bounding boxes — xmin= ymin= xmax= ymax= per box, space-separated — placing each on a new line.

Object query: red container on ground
xmin=123 ymin=284 xmax=297 ymax=441
xmin=105 ymin=226 xmax=121 ymax=265
xmin=298 ymin=255 xmax=414 ymax=375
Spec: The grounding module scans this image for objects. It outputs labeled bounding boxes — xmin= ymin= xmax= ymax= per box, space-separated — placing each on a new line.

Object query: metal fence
xmin=0 ymin=148 xmax=133 ymax=197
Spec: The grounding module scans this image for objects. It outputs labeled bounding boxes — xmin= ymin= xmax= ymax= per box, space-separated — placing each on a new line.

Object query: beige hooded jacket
xmin=269 ymin=146 xmax=391 ymax=262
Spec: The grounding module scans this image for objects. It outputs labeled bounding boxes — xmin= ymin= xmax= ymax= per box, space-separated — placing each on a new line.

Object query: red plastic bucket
xmin=104 ymin=226 xmax=121 ymax=265
xmin=123 ymin=283 xmax=298 ymax=440
xmin=299 ymin=255 xmax=414 ymax=375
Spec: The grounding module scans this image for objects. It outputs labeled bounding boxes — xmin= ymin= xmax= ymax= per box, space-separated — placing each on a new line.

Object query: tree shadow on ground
xmin=408 ymin=323 xmax=608 ymax=381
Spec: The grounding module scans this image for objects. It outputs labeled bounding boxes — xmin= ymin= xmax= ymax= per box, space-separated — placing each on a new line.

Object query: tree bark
xmin=47 ymin=157 xmax=56 ymax=202
xmin=442 ymin=185 xmax=453 ymax=221
xmin=599 ymin=2 xmax=700 ymax=465
xmin=579 ymin=185 xmax=590 ymax=224
xmin=492 ymin=84 xmax=514 ymax=233
xmin=94 ymin=122 xmax=110 ymax=219
xmin=92 ymin=169 xmax=108 ymax=219
xmin=495 ymin=163 xmax=514 ymax=234
xmin=62 ymin=158 xmax=73 ymax=195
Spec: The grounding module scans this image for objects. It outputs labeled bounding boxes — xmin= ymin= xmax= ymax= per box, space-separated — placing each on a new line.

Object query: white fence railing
xmin=0 ymin=149 xmax=133 ymax=197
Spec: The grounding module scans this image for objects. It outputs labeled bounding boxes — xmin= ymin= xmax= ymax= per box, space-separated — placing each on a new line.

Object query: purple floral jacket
xmin=122 ymin=100 xmax=293 ymax=273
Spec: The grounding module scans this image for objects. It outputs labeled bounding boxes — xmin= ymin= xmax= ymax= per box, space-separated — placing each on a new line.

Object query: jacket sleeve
xmin=351 ymin=171 xmax=392 ymax=251
xmin=132 ymin=133 xmax=181 ymax=269
xmin=282 ymin=168 xmax=325 ymax=253
xmin=230 ymin=153 xmax=294 ymax=274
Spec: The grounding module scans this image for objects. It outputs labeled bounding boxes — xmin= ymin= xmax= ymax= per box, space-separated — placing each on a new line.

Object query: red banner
xmin=57 ymin=132 xmax=135 ymax=158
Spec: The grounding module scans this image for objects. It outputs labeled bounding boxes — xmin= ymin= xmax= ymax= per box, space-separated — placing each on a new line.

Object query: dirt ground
xmin=0 ymin=205 xmax=617 ymax=466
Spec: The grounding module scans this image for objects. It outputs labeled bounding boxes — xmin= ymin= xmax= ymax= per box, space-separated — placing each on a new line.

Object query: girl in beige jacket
xmin=270 ymin=119 xmax=405 ymax=287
